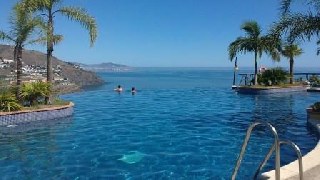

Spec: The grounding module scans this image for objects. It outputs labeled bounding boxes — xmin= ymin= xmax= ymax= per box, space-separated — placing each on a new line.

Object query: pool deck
xmin=260 ymin=118 xmax=320 ymax=180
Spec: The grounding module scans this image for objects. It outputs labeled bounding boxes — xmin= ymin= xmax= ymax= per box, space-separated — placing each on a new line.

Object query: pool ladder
xmin=231 ymin=121 xmax=303 ymax=180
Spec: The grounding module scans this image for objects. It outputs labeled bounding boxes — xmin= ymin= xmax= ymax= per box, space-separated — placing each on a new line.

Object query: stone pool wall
xmin=0 ymin=103 xmax=74 ymax=126
xmin=237 ymin=86 xmax=307 ymax=95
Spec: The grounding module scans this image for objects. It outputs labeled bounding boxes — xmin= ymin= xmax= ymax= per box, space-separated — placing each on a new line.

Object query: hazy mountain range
xmin=72 ymin=62 xmax=132 ymax=72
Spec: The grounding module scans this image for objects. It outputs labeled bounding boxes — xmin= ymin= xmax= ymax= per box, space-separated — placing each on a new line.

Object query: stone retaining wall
xmin=0 ymin=103 xmax=74 ymax=126
xmin=237 ymin=86 xmax=307 ymax=95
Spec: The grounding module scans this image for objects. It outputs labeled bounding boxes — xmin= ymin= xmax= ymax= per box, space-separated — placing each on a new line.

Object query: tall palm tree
xmin=0 ymin=2 xmax=40 ymax=99
xmin=228 ymin=21 xmax=281 ymax=85
xmin=281 ymin=44 xmax=303 ymax=84
xmin=23 ymin=0 xmax=97 ymax=103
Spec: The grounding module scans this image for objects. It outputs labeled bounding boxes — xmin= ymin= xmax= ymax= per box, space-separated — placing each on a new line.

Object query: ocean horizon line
xmin=125 ymin=66 xmax=320 ymax=69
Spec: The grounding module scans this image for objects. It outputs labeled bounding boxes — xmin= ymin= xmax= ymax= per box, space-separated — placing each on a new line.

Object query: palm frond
xmin=228 ymin=37 xmax=255 ymax=60
xmin=241 ymin=21 xmax=261 ymax=38
xmin=52 ymin=34 xmax=63 ymax=44
xmin=269 ymin=19 xmax=286 ymax=40
xmin=316 ymin=40 xmax=320 ymax=55
xmin=26 ymin=37 xmax=47 ymax=46
xmin=21 ymin=82 xmax=51 ymax=106
xmin=282 ymin=44 xmax=303 ymax=57
xmin=278 ymin=12 xmax=320 ymax=43
xmin=7 ymin=1 xmax=41 ymax=46
xmin=280 ymin=0 xmax=294 ymax=15
xmin=0 ymin=31 xmax=15 ymax=42
xmin=26 ymin=34 xmax=63 ymax=46
xmin=0 ymin=90 xmax=22 ymax=112
xmin=261 ymin=35 xmax=282 ymax=61
xmin=59 ymin=7 xmax=97 ymax=46
xmin=22 ymin=0 xmax=52 ymax=12
xmin=307 ymin=0 xmax=320 ymax=12
xmin=280 ymin=0 xmax=320 ymax=16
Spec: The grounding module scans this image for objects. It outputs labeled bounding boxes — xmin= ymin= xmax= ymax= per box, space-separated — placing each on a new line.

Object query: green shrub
xmin=20 ymin=82 xmax=51 ymax=106
xmin=0 ymin=90 xmax=22 ymax=112
xmin=311 ymin=102 xmax=320 ymax=112
xmin=309 ymin=75 xmax=320 ymax=84
xmin=258 ymin=67 xmax=288 ymax=86
xmin=312 ymin=102 xmax=320 ymax=111
xmin=52 ymin=98 xmax=70 ymax=105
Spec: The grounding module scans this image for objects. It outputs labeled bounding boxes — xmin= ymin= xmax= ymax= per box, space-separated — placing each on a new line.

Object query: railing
xmin=231 ymin=121 xmax=303 ymax=180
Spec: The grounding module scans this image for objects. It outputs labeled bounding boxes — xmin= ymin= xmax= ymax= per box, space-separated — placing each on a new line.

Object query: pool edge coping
xmin=260 ymin=118 xmax=320 ymax=180
xmin=0 ymin=102 xmax=74 ymax=116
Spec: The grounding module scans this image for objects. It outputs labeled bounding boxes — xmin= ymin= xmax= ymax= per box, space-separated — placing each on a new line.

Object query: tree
xmin=23 ymin=0 xmax=97 ymax=103
xmin=281 ymin=44 xmax=303 ymax=84
xmin=0 ymin=2 xmax=40 ymax=99
xmin=274 ymin=0 xmax=320 ymax=48
xmin=228 ymin=21 xmax=281 ymax=85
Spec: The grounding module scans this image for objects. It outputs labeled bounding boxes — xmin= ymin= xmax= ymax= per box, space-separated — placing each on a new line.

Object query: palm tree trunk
xmin=16 ymin=44 xmax=23 ymax=100
xmin=289 ymin=57 xmax=294 ymax=84
xmin=45 ymin=11 xmax=54 ymax=104
xmin=14 ymin=45 xmax=18 ymax=97
xmin=254 ymin=51 xmax=258 ymax=85
xmin=14 ymin=44 xmax=22 ymax=100
xmin=47 ymin=47 xmax=53 ymax=84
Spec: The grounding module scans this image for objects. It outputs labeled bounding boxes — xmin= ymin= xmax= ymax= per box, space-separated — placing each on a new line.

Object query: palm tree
xmin=23 ymin=0 xmax=97 ymax=103
xmin=0 ymin=89 xmax=22 ymax=112
xmin=0 ymin=2 xmax=40 ymax=99
xmin=228 ymin=21 xmax=281 ymax=85
xmin=281 ymin=44 xmax=303 ymax=84
xmin=274 ymin=0 xmax=320 ymax=46
xmin=20 ymin=81 xmax=51 ymax=106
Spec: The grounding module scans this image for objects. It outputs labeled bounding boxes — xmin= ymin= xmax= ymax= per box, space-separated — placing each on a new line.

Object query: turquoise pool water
xmin=0 ymin=67 xmax=319 ymax=179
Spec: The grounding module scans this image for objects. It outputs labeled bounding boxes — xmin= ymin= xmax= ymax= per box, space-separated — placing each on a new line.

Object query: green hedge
xmin=258 ymin=67 xmax=288 ymax=86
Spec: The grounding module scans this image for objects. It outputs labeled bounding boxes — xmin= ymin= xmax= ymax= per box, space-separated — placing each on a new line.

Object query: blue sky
xmin=0 ymin=0 xmax=319 ymax=68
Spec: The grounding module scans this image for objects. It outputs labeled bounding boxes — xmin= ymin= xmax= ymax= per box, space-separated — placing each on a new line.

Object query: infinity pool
xmin=0 ymin=68 xmax=318 ymax=179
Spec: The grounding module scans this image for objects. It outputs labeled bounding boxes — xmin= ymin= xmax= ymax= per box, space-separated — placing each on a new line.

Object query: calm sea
xmin=0 ymin=67 xmax=319 ymax=179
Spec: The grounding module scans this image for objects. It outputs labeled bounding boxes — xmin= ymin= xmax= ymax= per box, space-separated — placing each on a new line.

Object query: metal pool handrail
xmin=231 ymin=121 xmax=281 ymax=180
xmin=253 ymin=144 xmax=275 ymax=179
xmin=254 ymin=140 xmax=303 ymax=180
xmin=254 ymin=143 xmax=276 ymax=179
xmin=279 ymin=140 xmax=303 ymax=180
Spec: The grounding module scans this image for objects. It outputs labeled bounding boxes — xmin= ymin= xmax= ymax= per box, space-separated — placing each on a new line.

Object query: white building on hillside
xmin=2 ymin=58 xmax=14 ymax=64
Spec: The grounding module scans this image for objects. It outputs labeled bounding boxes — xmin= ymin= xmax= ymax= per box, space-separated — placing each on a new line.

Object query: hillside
xmin=0 ymin=45 xmax=104 ymax=89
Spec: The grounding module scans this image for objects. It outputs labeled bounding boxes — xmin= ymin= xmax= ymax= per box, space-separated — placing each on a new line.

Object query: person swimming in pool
xmin=114 ymin=85 xmax=123 ymax=92
xmin=131 ymin=87 xmax=136 ymax=94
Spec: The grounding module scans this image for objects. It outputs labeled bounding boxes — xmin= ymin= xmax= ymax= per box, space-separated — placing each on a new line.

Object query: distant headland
xmin=71 ymin=62 xmax=132 ymax=72
xmin=0 ymin=44 xmax=130 ymax=94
